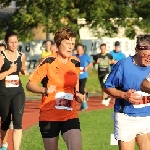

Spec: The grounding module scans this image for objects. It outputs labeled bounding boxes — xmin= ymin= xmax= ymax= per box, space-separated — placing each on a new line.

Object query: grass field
xmin=20 ymin=69 xmax=101 ymax=97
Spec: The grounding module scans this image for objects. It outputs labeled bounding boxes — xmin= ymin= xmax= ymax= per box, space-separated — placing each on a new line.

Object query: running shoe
xmin=0 ymin=146 xmax=7 ymax=150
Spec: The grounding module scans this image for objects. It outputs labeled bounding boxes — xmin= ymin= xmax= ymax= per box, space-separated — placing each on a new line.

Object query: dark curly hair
xmin=54 ymin=26 xmax=76 ymax=47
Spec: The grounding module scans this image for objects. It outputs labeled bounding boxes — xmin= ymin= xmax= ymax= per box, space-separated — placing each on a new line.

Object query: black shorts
xmin=39 ymin=118 xmax=80 ymax=138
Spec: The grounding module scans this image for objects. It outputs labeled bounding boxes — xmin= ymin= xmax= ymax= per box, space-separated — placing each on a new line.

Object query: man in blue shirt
xmin=104 ymin=35 xmax=150 ymax=150
xmin=109 ymin=41 xmax=126 ymax=70
xmin=76 ymin=44 xmax=93 ymax=110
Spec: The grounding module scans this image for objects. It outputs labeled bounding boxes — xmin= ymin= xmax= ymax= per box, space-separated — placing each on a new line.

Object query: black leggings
xmin=98 ymin=74 xmax=107 ymax=88
xmin=0 ymin=92 xmax=25 ymax=131
xmin=79 ymin=78 xmax=87 ymax=95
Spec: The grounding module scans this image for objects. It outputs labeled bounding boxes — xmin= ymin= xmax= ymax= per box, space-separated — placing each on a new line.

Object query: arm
xmin=140 ymin=77 xmax=150 ymax=94
xmin=84 ymin=55 xmax=93 ymax=71
xmin=26 ymin=81 xmax=45 ymax=94
xmin=103 ymin=87 xmax=141 ymax=104
xmin=84 ymin=62 xmax=93 ymax=71
xmin=26 ymin=61 xmax=47 ymax=93
xmin=21 ymin=53 xmax=29 ymax=75
xmin=75 ymin=78 xmax=83 ymax=103
xmin=103 ymin=87 xmax=125 ymax=99
xmin=0 ymin=55 xmax=17 ymax=80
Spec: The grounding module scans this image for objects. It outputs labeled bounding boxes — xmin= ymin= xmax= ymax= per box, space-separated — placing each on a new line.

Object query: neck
xmin=6 ymin=49 xmax=17 ymax=53
xmin=133 ymin=55 xmax=143 ymax=66
xmin=57 ymin=53 xmax=68 ymax=64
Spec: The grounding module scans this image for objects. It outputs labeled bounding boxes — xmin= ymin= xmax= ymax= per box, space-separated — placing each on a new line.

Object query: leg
xmin=61 ymin=118 xmax=82 ymax=150
xmin=118 ymin=139 xmax=135 ymax=150
xmin=79 ymin=78 xmax=88 ymax=110
xmin=0 ymin=96 xmax=12 ymax=148
xmin=136 ymin=133 xmax=150 ymax=150
xmin=43 ymin=137 xmax=59 ymax=150
xmin=114 ymin=113 xmax=138 ymax=150
xmin=98 ymin=74 xmax=111 ymax=106
xmin=13 ymin=129 xmax=22 ymax=150
xmin=39 ymin=121 xmax=60 ymax=150
xmin=62 ymin=129 xmax=82 ymax=150
xmin=11 ymin=92 xmax=25 ymax=150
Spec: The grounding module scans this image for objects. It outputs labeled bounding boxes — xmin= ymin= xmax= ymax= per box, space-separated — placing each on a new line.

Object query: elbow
xmin=26 ymin=82 xmax=32 ymax=92
xmin=140 ymin=79 xmax=150 ymax=93
xmin=140 ymin=80 xmax=146 ymax=92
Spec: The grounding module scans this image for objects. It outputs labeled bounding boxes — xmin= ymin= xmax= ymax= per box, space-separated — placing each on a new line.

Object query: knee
xmin=13 ymin=117 xmax=22 ymax=129
xmin=1 ymin=120 xmax=11 ymax=131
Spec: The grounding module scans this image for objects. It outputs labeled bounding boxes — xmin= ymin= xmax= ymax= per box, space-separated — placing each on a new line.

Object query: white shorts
xmin=114 ymin=112 xmax=150 ymax=142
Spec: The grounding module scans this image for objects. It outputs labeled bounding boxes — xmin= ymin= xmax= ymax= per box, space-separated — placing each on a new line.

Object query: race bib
xmin=80 ymin=67 xmax=84 ymax=74
xmin=5 ymin=75 xmax=19 ymax=87
xmin=133 ymin=91 xmax=150 ymax=108
xmin=55 ymin=92 xmax=73 ymax=111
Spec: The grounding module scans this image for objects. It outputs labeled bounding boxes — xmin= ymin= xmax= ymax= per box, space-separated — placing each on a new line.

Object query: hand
xmin=113 ymin=60 xmax=118 ymax=64
xmin=47 ymin=85 xmax=56 ymax=94
xmin=83 ymin=67 xmax=88 ymax=72
xmin=75 ymin=92 xmax=84 ymax=103
xmin=23 ymin=70 xmax=29 ymax=76
xmin=9 ymin=62 xmax=17 ymax=73
xmin=124 ymin=89 xmax=142 ymax=104
xmin=97 ymin=58 xmax=100 ymax=63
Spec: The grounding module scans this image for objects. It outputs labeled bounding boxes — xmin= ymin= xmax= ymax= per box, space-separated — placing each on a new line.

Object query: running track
xmin=5 ymin=96 xmax=114 ymax=150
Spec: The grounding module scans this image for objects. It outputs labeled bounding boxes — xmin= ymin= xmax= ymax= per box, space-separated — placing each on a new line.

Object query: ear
xmin=135 ymin=48 xmax=138 ymax=53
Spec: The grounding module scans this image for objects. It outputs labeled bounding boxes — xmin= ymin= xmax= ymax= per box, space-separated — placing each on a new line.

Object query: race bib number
xmin=133 ymin=91 xmax=150 ymax=108
xmin=5 ymin=75 xmax=19 ymax=87
xmin=55 ymin=92 xmax=73 ymax=111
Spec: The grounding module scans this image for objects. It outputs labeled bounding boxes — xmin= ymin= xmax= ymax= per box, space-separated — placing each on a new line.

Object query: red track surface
xmin=4 ymin=96 xmax=114 ymax=150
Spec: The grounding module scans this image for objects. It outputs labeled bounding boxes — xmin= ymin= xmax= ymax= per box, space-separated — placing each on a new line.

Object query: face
xmin=76 ymin=46 xmax=84 ymax=55
xmin=136 ymin=49 xmax=150 ymax=66
xmin=115 ymin=46 xmax=120 ymax=52
xmin=45 ymin=41 xmax=52 ymax=51
xmin=6 ymin=35 xmax=18 ymax=52
xmin=0 ymin=46 xmax=5 ymax=52
xmin=100 ymin=45 xmax=106 ymax=54
xmin=58 ymin=37 xmax=76 ymax=58
xmin=51 ymin=45 xmax=58 ymax=53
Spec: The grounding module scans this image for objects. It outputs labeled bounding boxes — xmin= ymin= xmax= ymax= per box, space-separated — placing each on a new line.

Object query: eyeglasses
xmin=138 ymin=51 xmax=150 ymax=58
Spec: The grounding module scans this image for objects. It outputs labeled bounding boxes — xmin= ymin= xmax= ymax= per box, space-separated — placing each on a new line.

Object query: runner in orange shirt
xmin=26 ymin=26 xmax=83 ymax=150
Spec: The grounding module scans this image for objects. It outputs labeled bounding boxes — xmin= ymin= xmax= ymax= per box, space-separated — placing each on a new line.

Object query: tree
xmin=0 ymin=0 xmax=149 ymax=41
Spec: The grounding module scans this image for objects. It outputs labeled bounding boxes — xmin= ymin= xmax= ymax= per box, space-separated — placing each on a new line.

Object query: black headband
xmin=136 ymin=45 xmax=150 ymax=50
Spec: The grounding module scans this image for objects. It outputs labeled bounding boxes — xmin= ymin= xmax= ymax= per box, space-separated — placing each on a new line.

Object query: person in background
xmin=104 ymin=34 xmax=150 ymax=150
xmin=0 ymin=43 xmax=6 ymax=52
xmin=109 ymin=41 xmax=126 ymax=70
xmin=0 ymin=31 xmax=28 ymax=150
xmin=73 ymin=48 xmax=77 ymax=55
xmin=109 ymin=41 xmax=126 ymax=103
xmin=40 ymin=40 xmax=53 ymax=61
xmin=75 ymin=44 xmax=93 ymax=110
xmin=26 ymin=26 xmax=83 ymax=150
xmin=50 ymin=44 xmax=58 ymax=54
xmin=95 ymin=43 xmax=113 ymax=106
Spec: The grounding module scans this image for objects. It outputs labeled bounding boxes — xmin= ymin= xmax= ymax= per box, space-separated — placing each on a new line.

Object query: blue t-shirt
xmin=104 ymin=56 xmax=150 ymax=117
xmin=75 ymin=54 xmax=92 ymax=79
xmin=109 ymin=50 xmax=126 ymax=70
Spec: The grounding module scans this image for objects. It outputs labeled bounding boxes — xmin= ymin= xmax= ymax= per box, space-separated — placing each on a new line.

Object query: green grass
xmin=86 ymin=69 xmax=101 ymax=93
xmin=20 ymin=69 xmax=101 ymax=97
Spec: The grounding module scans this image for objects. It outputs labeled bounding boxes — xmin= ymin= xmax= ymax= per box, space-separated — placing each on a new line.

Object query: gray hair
xmin=136 ymin=34 xmax=150 ymax=46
